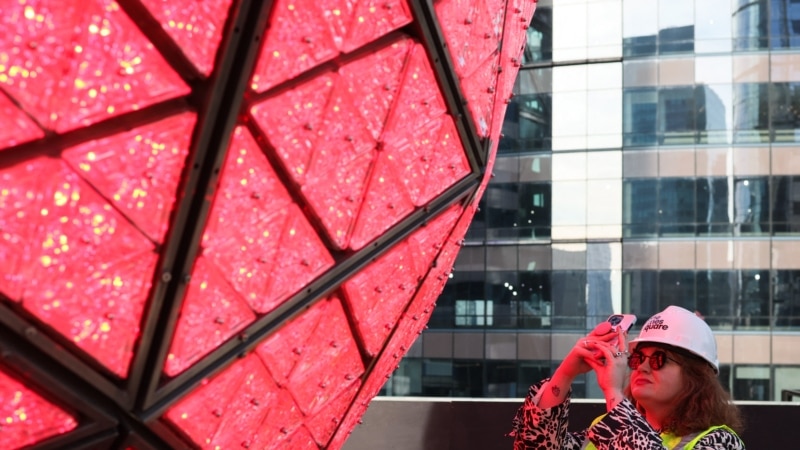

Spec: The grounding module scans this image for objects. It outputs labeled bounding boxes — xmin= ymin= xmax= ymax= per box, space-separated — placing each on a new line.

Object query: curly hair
xmin=626 ymin=343 xmax=744 ymax=436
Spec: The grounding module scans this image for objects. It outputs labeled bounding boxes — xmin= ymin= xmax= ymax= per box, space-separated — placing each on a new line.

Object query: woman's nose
xmin=636 ymin=360 xmax=652 ymax=373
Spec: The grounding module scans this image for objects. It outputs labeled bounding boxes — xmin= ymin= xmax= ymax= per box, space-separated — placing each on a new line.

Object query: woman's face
xmin=628 ymin=345 xmax=684 ymax=411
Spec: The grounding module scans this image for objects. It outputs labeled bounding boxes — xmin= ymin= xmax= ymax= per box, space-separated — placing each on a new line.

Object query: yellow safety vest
xmin=584 ymin=417 xmax=737 ymax=449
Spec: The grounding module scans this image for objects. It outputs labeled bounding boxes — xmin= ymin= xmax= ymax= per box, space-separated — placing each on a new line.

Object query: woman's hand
xmin=584 ymin=327 xmax=629 ymax=411
xmin=538 ymin=321 xmax=622 ymax=409
xmin=558 ymin=321 xmax=620 ymax=379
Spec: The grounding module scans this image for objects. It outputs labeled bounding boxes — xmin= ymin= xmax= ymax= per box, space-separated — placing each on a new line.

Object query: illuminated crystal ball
xmin=0 ymin=0 xmax=535 ymax=448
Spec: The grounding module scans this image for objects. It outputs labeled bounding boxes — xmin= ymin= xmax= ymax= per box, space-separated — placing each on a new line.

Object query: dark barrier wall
xmin=342 ymin=398 xmax=800 ymax=449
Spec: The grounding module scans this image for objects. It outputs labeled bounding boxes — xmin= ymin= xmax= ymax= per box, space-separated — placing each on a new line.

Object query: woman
xmin=509 ymin=305 xmax=745 ymax=449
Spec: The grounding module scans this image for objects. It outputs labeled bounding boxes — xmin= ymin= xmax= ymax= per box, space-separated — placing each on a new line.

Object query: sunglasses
xmin=627 ymin=350 xmax=680 ymax=371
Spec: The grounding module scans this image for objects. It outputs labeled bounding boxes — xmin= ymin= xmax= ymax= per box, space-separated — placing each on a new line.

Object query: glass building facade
xmin=382 ymin=0 xmax=800 ymax=401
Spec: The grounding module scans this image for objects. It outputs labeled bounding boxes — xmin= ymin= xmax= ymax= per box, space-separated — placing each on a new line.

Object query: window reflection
xmin=659 ymin=178 xmax=697 ymax=235
xmin=483 ymin=182 xmax=551 ymax=240
xmin=625 ymin=269 xmax=799 ymax=330
xmin=695 ymin=0 xmax=734 ymax=52
xmin=770 ymin=0 xmax=800 ymax=48
xmin=737 ymin=270 xmax=771 ymax=327
xmin=434 ymin=268 xmax=554 ymax=329
xmin=523 ymin=4 xmax=551 ymax=63
xmin=623 ymin=88 xmax=658 ymax=146
xmin=435 ymin=267 xmax=800 ymax=332
xmin=499 ymin=69 xmax=551 ymax=153
xmin=698 ymin=84 xmax=733 ymax=144
xmin=771 ymin=82 xmax=800 ymax=141
xmin=771 ymin=176 xmax=800 ymax=234
xmin=734 ymin=178 xmax=769 ymax=234
xmin=623 ymin=0 xmax=658 ymax=56
xmin=696 ymin=271 xmax=735 ymax=326
xmin=696 ymin=177 xmax=732 ymax=235
xmin=660 ymin=87 xmax=696 ymax=145
xmin=551 ymin=271 xmax=586 ymax=329
xmin=734 ymin=83 xmax=770 ymax=143
xmin=622 ymin=82 xmax=800 ymax=145
xmin=624 ymin=85 xmax=733 ymax=146
xmin=620 ymin=0 xmax=800 ymax=55
xmin=773 ymin=270 xmax=800 ymax=327
xmin=734 ymin=0 xmax=769 ymax=50
xmin=623 ymin=179 xmax=658 ymax=236
xmin=659 ymin=0 xmax=695 ymax=54
xmin=622 ymin=176 xmax=792 ymax=237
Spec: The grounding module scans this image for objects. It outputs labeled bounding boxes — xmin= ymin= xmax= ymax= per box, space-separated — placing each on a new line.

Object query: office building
xmin=383 ymin=0 xmax=800 ymax=402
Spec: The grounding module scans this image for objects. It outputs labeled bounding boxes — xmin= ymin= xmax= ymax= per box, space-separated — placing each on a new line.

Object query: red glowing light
xmin=138 ymin=0 xmax=234 ymax=75
xmin=0 ymin=0 xmax=535 ymax=447
xmin=0 ymin=0 xmax=190 ymax=133
xmin=0 ymin=368 xmax=78 ymax=448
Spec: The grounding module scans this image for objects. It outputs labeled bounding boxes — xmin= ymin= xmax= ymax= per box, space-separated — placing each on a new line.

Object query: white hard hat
xmin=628 ymin=305 xmax=719 ymax=373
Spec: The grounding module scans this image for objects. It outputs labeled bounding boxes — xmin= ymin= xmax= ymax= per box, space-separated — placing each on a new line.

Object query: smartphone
xmin=606 ymin=314 xmax=637 ymax=350
xmin=607 ymin=314 xmax=636 ymax=332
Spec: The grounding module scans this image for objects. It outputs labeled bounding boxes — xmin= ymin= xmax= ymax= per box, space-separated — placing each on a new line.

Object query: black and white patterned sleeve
xmin=586 ymin=399 xmax=664 ymax=450
xmin=508 ymin=379 xmax=584 ymax=450
xmin=693 ymin=429 xmax=746 ymax=449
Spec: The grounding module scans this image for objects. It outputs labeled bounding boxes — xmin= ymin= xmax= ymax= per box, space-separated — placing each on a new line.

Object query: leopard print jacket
xmin=509 ymin=379 xmax=746 ymax=449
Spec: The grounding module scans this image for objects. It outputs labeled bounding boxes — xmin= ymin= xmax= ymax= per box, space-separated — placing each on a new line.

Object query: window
xmin=624 ymin=88 xmax=658 ymax=146
xmin=483 ymin=182 xmax=551 ymax=240
xmin=623 ymin=179 xmax=658 ymax=237
xmin=523 ymin=5 xmax=552 ymax=63
xmin=772 ymin=176 xmax=800 ymax=234
xmin=695 ymin=177 xmax=732 ymax=235
xmin=499 ymin=69 xmax=552 ymax=153
xmin=733 ymin=177 xmax=770 ymax=235
xmin=733 ymin=83 xmax=770 ymax=143
xmin=659 ymin=178 xmax=697 ymax=235
xmin=770 ymin=82 xmax=800 ymax=142
xmin=771 ymin=0 xmax=800 ymax=48
xmin=455 ymin=300 xmax=493 ymax=326
xmin=734 ymin=0 xmax=769 ymax=50
xmin=660 ymin=87 xmax=696 ymax=144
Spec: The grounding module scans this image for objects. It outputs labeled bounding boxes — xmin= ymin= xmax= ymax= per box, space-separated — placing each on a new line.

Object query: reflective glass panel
xmin=500 ymin=69 xmax=552 ymax=153
xmin=733 ymin=83 xmax=770 ymax=143
xmin=485 ymin=271 xmax=524 ymax=328
xmin=659 ymin=178 xmax=697 ymax=235
xmin=770 ymin=0 xmax=800 ymax=48
xmin=695 ymin=0 xmax=733 ymax=52
xmin=697 ymin=84 xmax=734 ymax=145
xmin=484 ymin=182 xmax=552 ymax=240
xmin=695 ymin=177 xmax=732 ymax=235
xmin=432 ymin=271 xmax=485 ymax=328
xmin=737 ymin=270 xmax=771 ymax=328
xmin=623 ymin=179 xmax=658 ymax=237
xmin=733 ymin=177 xmax=770 ymax=235
xmin=551 ymin=271 xmax=587 ymax=329
xmin=658 ymin=270 xmax=696 ymax=310
xmin=623 ymin=0 xmax=658 ymax=56
xmin=733 ymin=0 xmax=769 ymax=50
xmin=658 ymin=0 xmax=695 ymax=54
xmin=486 ymin=360 xmax=519 ymax=397
xmin=770 ymin=82 xmax=800 ymax=142
xmin=659 ymin=87 xmax=696 ymax=145
xmin=771 ymin=176 xmax=800 ymax=235
xmin=623 ymin=88 xmax=658 ymax=146
xmin=696 ymin=271 xmax=735 ymax=326
xmin=524 ymin=4 xmax=552 ymax=63
xmin=517 ymin=271 xmax=551 ymax=328
xmin=587 ymin=270 xmax=615 ymax=325
xmin=623 ymin=270 xmax=658 ymax=317
xmin=772 ymin=270 xmax=800 ymax=327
